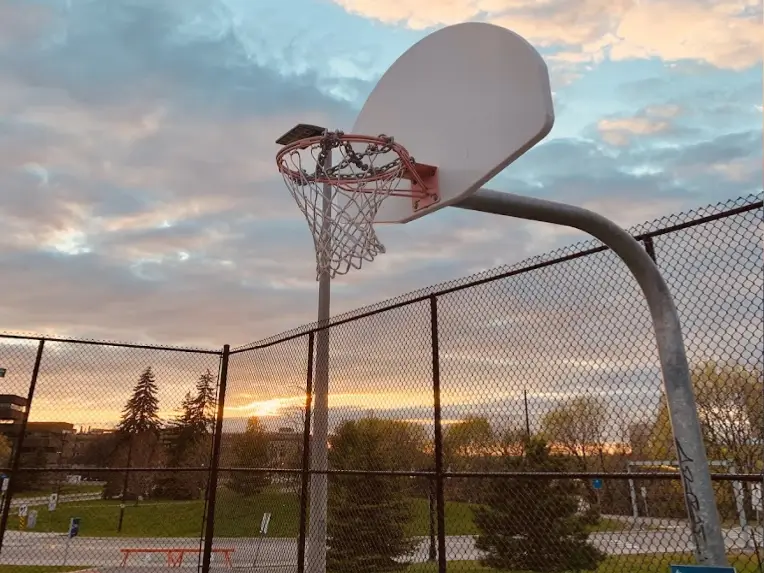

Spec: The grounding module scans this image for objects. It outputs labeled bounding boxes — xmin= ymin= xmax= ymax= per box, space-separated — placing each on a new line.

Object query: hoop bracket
xmin=275 ymin=130 xmax=440 ymax=278
xmin=408 ymin=163 xmax=439 ymax=212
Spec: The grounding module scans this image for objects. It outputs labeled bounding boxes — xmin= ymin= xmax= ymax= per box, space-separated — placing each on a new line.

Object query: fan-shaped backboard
xmin=352 ymin=22 xmax=555 ymax=223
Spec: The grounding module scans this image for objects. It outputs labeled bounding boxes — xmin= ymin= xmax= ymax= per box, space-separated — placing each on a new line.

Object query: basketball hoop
xmin=276 ymin=130 xmax=439 ymax=279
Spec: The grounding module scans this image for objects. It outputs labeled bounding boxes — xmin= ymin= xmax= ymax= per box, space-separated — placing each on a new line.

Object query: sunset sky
xmin=0 ymin=0 xmax=761 ymax=433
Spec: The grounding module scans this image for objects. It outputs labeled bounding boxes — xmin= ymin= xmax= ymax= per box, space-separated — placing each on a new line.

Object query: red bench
xmin=119 ymin=547 xmax=234 ymax=567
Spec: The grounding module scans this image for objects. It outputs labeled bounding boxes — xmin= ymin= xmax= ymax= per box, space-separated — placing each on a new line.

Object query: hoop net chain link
xmin=277 ymin=131 xmax=409 ymax=279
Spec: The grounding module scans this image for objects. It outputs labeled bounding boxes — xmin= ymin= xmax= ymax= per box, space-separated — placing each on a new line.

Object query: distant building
xmin=0 ymin=395 xmax=77 ymax=468
xmin=0 ymin=394 xmax=27 ymax=430
xmin=267 ymin=427 xmax=302 ymax=467
xmin=219 ymin=426 xmax=304 ymax=468
xmin=18 ymin=422 xmax=76 ymax=467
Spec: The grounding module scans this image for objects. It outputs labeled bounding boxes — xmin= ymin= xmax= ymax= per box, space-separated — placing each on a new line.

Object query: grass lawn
xmin=8 ymin=489 xmax=625 ymax=538
xmin=409 ymin=498 xmax=480 ymax=536
xmin=15 ymin=483 xmax=104 ymax=498
xmin=407 ymin=499 xmax=625 ymax=537
xmin=0 ymin=568 xmax=82 ymax=573
xmin=405 ymin=553 xmax=762 ymax=573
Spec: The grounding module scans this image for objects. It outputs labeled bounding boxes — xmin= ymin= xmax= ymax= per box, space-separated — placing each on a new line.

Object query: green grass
xmin=407 ymin=500 xmax=625 ymax=537
xmin=0 ymin=565 xmax=83 ymax=573
xmin=405 ymin=553 xmax=762 ymax=573
xmin=9 ymin=489 xmax=625 ymax=538
xmin=408 ymin=498 xmax=480 ymax=536
xmin=15 ymin=483 xmax=104 ymax=498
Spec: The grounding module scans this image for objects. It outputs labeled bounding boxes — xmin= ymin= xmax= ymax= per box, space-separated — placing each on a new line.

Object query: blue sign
xmin=670 ymin=565 xmax=736 ymax=573
xmin=592 ymin=478 xmax=603 ymax=490
xmin=68 ymin=517 xmax=80 ymax=538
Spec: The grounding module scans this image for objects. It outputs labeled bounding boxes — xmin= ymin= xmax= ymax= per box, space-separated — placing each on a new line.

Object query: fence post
xmin=0 ymin=338 xmax=45 ymax=556
xmin=298 ymin=332 xmax=316 ymax=573
xmin=201 ymin=344 xmax=230 ymax=573
xmin=429 ymin=296 xmax=447 ymax=573
xmin=643 ymin=236 xmax=657 ymax=262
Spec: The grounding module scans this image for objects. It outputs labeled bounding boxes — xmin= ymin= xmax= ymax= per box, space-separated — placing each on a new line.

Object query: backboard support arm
xmin=456 ymin=188 xmax=727 ymax=567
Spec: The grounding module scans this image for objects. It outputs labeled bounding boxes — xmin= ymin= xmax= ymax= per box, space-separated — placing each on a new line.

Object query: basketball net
xmin=277 ymin=131 xmax=426 ymax=279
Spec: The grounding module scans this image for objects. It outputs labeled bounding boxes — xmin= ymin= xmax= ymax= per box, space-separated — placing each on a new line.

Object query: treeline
xmin=439 ymin=360 xmax=763 ymax=520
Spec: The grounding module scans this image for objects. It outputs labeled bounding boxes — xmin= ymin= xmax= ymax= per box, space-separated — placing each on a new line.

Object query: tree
xmin=443 ymin=416 xmax=496 ymax=471
xmin=327 ymin=418 xmax=423 ymax=573
xmin=0 ymin=435 xmax=11 ymax=467
xmin=228 ymin=417 xmax=270 ymax=495
xmin=157 ymin=371 xmax=218 ymax=499
xmin=107 ymin=366 xmax=163 ymax=501
xmin=118 ymin=366 xmax=162 ymax=435
xmin=541 ymin=397 xmax=608 ymax=471
xmin=474 ymin=437 xmax=605 ymax=572
xmin=443 ymin=416 xmax=498 ymax=503
xmin=645 ymin=361 xmax=763 ymax=517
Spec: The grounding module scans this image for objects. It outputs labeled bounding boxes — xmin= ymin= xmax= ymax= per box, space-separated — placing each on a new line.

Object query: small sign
xmin=27 ymin=510 xmax=38 ymax=529
xmin=1 ymin=477 xmax=8 ymax=492
xmin=48 ymin=493 xmax=58 ymax=512
xmin=591 ymin=478 xmax=603 ymax=490
xmin=0 ymin=368 xmax=6 ymax=378
xmin=68 ymin=517 xmax=81 ymax=538
xmin=18 ymin=504 xmax=28 ymax=517
xmin=751 ymin=483 xmax=762 ymax=511
xmin=640 ymin=486 xmax=648 ymax=498
xmin=260 ymin=512 xmax=272 ymax=535
xmin=670 ymin=565 xmax=736 ymax=573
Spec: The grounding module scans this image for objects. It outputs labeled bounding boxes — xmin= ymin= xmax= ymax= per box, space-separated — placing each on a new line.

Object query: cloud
xmin=330 ymin=0 xmax=762 ymax=71
xmin=0 ymin=0 xmax=761 ymax=438
xmin=596 ymin=104 xmax=682 ymax=146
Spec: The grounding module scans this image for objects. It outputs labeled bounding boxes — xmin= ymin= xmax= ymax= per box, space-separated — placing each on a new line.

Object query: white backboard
xmin=352 ymin=22 xmax=555 ymax=223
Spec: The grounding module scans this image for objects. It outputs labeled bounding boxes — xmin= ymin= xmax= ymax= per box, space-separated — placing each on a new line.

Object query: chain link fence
xmin=0 ymin=193 xmax=761 ymax=573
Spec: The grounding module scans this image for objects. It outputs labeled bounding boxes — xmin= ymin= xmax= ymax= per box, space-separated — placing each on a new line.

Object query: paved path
xmin=1 ymin=526 xmax=760 ymax=568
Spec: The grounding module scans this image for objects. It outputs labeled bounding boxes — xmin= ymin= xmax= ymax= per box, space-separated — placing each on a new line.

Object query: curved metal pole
xmin=457 ymin=188 xmax=727 ymax=566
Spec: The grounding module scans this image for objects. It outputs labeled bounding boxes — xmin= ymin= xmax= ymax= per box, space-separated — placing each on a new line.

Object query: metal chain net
xmin=278 ymin=131 xmax=407 ymax=279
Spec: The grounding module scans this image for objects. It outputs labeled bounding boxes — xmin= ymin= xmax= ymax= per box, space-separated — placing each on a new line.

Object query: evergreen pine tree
xmin=110 ymin=366 xmax=163 ymax=501
xmin=118 ymin=366 xmax=161 ymax=435
xmin=474 ymin=437 xmax=605 ymax=572
xmin=327 ymin=418 xmax=420 ymax=573
xmin=228 ymin=417 xmax=270 ymax=495
xmin=192 ymin=369 xmax=217 ymax=433
xmin=157 ymin=371 xmax=217 ymax=499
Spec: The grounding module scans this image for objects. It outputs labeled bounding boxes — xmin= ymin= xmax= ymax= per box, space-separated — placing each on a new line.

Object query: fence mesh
xmin=0 ymin=194 xmax=760 ymax=573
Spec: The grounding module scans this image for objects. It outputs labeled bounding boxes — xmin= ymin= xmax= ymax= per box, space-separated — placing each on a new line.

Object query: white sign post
xmin=260 ymin=513 xmax=271 ymax=535
xmin=751 ymin=483 xmax=762 ymax=511
xmin=48 ymin=493 xmax=58 ymax=512
xmin=27 ymin=510 xmax=38 ymax=529
xmin=253 ymin=513 xmax=272 ymax=568
xmin=1 ymin=478 xmax=9 ymax=493
xmin=640 ymin=487 xmax=649 ymax=517
xmin=18 ymin=504 xmax=28 ymax=517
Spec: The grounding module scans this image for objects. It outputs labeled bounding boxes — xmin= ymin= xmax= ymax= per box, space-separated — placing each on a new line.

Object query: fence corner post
xmin=201 ymin=344 xmax=230 ymax=573
xmin=297 ymin=332 xmax=316 ymax=573
xmin=0 ymin=338 xmax=45 ymax=556
xmin=429 ymin=296 xmax=447 ymax=573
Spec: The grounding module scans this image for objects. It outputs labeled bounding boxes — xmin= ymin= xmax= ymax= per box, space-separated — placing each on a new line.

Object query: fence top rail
xmin=230 ymin=193 xmax=763 ymax=353
xmin=0 ymin=332 xmax=223 ymax=355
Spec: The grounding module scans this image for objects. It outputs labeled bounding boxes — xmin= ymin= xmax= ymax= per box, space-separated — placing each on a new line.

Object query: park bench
xmin=119 ymin=547 xmax=234 ymax=567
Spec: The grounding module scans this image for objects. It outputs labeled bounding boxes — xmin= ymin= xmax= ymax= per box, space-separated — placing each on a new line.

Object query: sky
xmin=0 ymin=0 xmax=761 ymax=433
